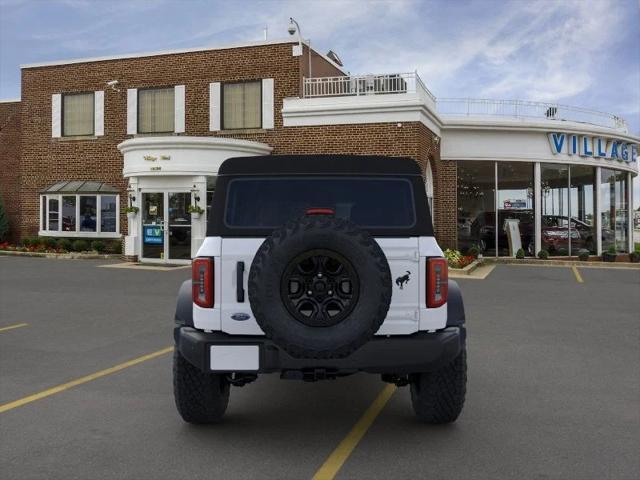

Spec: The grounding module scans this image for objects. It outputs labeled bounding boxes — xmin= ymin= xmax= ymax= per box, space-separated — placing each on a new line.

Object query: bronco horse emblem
xmin=395 ymin=271 xmax=411 ymax=289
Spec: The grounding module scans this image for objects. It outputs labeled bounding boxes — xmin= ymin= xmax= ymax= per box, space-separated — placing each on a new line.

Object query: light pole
xmin=288 ymin=17 xmax=312 ymax=82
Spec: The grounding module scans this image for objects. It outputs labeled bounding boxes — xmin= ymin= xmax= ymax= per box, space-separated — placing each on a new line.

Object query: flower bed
xmin=0 ymin=237 xmax=121 ymax=255
xmin=444 ymin=249 xmax=476 ymax=269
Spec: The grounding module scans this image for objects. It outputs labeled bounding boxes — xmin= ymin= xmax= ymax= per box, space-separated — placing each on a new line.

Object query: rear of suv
xmin=173 ymin=155 xmax=467 ymax=424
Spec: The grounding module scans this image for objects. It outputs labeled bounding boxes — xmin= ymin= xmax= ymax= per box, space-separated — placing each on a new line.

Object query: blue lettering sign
xmin=631 ymin=144 xmax=638 ymax=163
xmin=549 ymin=133 xmax=565 ymax=154
xmin=620 ymin=143 xmax=628 ymax=162
xmin=595 ymin=138 xmax=607 ymax=157
xmin=610 ymin=141 xmax=619 ymax=159
xmin=143 ymin=226 xmax=164 ymax=245
xmin=580 ymin=136 xmax=593 ymax=156
xmin=570 ymin=135 xmax=578 ymax=155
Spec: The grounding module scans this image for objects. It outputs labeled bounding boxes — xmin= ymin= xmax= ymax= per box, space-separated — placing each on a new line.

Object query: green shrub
xmin=0 ymin=194 xmax=9 ymax=242
xmin=515 ymin=248 xmax=525 ymax=259
xmin=556 ymin=247 xmax=568 ymax=256
xmin=577 ymin=249 xmax=589 ymax=261
xmin=467 ymin=246 xmax=480 ymax=258
xmin=91 ymin=240 xmax=106 ymax=253
xmin=43 ymin=237 xmax=57 ymax=249
xmin=72 ymin=239 xmax=89 ymax=252
xmin=537 ymin=249 xmax=549 ymax=260
xmin=58 ymin=238 xmax=73 ymax=252
xmin=106 ymin=240 xmax=122 ymax=254
xmin=21 ymin=237 xmax=32 ymax=247
xmin=443 ymin=248 xmax=463 ymax=268
xmin=607 ymin=244 xmax=617 ymax=254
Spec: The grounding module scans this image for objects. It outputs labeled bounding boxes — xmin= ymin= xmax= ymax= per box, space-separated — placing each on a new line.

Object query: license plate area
xmin=210 ymin=345 xmax=259 ymax=371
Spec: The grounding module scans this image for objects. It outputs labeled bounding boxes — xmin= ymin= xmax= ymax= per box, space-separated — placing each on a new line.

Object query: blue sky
xmin=1 ymin=0 xmax=639 ymax=204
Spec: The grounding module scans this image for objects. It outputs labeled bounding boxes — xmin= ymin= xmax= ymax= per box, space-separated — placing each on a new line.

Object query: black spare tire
xmin=248 ymin=215 xmax=392 ymax=359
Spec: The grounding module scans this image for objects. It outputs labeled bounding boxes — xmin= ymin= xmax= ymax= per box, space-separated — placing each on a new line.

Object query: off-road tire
xmin=173 ymin=349 xmax=230 ymax=424
xmin=249 ymin=215 xmax=392 ymax=359
xmin=410 ymin=348 xmax=467 ymax=424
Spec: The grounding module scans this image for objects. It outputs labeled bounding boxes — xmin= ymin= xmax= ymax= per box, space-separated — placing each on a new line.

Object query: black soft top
xmin=218 ymin=155 xmax=423 ymax=176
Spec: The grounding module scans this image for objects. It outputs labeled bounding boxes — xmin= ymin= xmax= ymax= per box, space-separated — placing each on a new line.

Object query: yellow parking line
xmin=312 ymin=384 xmax=397 ymax=480
xmin=0 ymin=346 xmax=174 ymax=414
xmin=571 ymin=266 xmax=584 ymax=283
xmin=0 ymin=323 xmax=28 ymax=333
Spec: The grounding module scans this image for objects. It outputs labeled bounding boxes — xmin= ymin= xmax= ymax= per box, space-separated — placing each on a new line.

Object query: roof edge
xmin=21 ymin=38 xmax=304 ymax=69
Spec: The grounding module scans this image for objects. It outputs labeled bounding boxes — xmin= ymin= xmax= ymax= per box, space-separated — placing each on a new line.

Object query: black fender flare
xmin=446 ymin=280 xmax=465 ymax=326
xmin=174 ymin=280 xmax=193 ymax=327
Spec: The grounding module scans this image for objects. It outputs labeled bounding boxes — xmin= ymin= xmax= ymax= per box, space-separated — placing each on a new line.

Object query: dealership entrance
xmin=140 ymin=191 xmax=192 ymax=263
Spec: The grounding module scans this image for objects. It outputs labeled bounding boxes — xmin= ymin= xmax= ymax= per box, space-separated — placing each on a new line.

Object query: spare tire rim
xmin=281 ymin=249 xmax=360 ymax=327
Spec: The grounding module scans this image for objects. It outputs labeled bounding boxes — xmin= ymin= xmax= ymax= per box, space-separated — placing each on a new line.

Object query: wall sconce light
xmin=127 ymin=187 xmax=136 ymax=204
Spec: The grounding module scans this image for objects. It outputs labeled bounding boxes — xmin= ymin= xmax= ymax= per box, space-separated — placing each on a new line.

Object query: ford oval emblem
xmin=231 ymin=313 xmax=251 ymax=321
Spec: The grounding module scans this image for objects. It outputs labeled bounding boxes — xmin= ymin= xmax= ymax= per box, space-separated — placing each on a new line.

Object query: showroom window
xmin=457 ymin=161 xmax=496 ymax=256
xmin=62 ymin=92 xmax=94 ymax=136
xmin=497 ymin=162 xmax=534 ymax=256
xmin=222 ymin=81 xmax=261 ymax=129
xmin=138 ymin=87 xmax=175 ymax=133
xmin=601 ymin=168 xmax=628 ymax=253
xmin=39 ymin=181 xmax=120 ymax=237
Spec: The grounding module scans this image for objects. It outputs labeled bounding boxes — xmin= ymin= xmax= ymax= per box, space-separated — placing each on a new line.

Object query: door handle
xmin=236 ymin=261 xmax=245 ymax=302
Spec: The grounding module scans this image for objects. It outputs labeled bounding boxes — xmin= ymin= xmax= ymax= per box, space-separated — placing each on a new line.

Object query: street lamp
xmin=288 ymin=17 xmax=312 ymax=79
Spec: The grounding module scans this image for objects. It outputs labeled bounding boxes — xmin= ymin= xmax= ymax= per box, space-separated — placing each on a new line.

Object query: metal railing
xmin=303 ymin=72 xmax=436 ymax=102
xmin=436 ymin=98 xmax=628 ymax=131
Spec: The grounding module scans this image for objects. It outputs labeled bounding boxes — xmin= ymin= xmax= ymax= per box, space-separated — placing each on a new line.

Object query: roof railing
xmin=436 ymin=98 xmax=628 ymax=131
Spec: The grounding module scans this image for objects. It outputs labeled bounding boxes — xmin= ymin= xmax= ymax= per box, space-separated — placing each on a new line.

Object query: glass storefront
xmin=457 ymin=161 xmax=496 ymax=256
xmin=601 ymin=168 xmax=628 ymax=253
xmin=497 ymin=162 xmax=534 ymax=256
xmin=458 ymin=161 xmax=631 ymax=257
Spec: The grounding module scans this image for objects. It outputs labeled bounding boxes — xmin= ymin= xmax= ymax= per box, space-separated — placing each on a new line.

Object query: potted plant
xmin=603 ymin=245 xmax=617 ymax=262
xmin=577 ymin=249 xmax=590 ymax=261
xmin=537 ymin=249 xmax=549 ymax=260
xmin=187 ymin=204 xmax=205 ymax=219
xmin=515 ymin=248 xmax=525 ymax=259
xmin=125 ymin=206 xmax=139 ymax=220
xmin=629 ymin=247 xmax=640 ymax=263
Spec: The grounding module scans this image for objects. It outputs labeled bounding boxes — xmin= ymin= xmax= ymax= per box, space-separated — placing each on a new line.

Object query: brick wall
xmin=0 ymin=101 xmax=21 ymax=242
xmin=12 ymin=41 xmax=453 ymax=245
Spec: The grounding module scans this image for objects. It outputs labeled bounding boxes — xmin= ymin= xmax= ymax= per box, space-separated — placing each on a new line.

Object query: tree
xmin=0 ymin=194 xmax=9 ymax=242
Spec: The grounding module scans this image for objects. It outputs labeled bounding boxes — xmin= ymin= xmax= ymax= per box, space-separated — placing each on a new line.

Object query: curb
xmin=449 ymin=259 xmax=483 ymax=275
xmin=0 ymin=250 xmax=122 ymax=260
xmin=483 ymin=257 xmax=640 ymax=269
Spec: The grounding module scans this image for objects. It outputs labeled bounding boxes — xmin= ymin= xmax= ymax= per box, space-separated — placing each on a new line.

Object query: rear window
xmin=224 ymin=177 xmax=416 ymax=229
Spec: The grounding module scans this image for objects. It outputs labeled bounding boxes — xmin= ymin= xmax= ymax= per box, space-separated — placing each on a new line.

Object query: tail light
xmin=192 ymin=257 xmax=214 ymax=308
xmin=426 ymin=258 xmax=448 ymax=308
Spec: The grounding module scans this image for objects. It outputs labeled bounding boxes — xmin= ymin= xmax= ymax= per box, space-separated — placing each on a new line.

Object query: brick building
xmin=0 ymin=38 xmax=638 ymax=261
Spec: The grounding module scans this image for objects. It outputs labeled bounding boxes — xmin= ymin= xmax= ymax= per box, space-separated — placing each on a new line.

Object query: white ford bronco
xmin=173 ymin=155 xmax=467 ymax=424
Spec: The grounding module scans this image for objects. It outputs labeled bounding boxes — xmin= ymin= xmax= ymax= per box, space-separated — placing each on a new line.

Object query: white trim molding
xmin=174 ymin=85 xmax=186 ymax=133
xmin=209 ymin=82 xmax=221 ymax=131
xmin=94 ymin=90 xmax=104 ymax=136
xmin=51 ymin=94 xmax=62 ymax=138
xmin=127 ymin=88 xmax=137 ymax=135
xmin=118 ymin=136 xmax=272 ymax=178
xmin=262 ymin=78 xmax=275 ymax=129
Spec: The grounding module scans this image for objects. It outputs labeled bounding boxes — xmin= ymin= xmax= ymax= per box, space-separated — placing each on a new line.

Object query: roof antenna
xmin=263 ymin=25 xmax=268 ymax=41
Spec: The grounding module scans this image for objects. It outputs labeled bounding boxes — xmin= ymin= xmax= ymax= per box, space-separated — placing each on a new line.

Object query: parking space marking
xmin=0 ymin=322 xmax=28 ymax=333
xmin=312 ymin=384 xmax=397 ymax=480
xmin=571 ymin=266 xmax=584 ymax=283
xmin=0 ymin=346 xmax=173 ymax=414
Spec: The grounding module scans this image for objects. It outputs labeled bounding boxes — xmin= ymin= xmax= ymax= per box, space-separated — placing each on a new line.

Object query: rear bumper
xmin=174 ymin=326 xmax=465 ymax=375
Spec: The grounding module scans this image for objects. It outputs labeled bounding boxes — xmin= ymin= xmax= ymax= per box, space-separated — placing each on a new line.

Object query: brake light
xmin=192 ymin=257 xmax=214 ymax=308
xmin=305 ymin=207 xmax=335 ymax=215
xmin=426 ymin=258 xmax=448 ymax=308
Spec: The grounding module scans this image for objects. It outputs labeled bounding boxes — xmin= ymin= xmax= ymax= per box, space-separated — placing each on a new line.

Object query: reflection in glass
xmin=570 ymin=166 xmax=596 ymax=254
xmin=457 ymin=161 xmax=496 ymax=255
xmin=62 ymin=196 xmax=76 ymax=232
xmin=497 ymin=163 xmax=534 ymax=256
xmin=79 ymin=196 xmax=97 ymax=232
xmin=541 ymin=164 xmax=569 ymax=256
xmin=48 ymin=197 xmax=59 ymax=231
xmin=602 ymin=169 xmax=628 ymax=253
xmin=168 ymin=192 xmax=191 ymax=260
xmin=101 ymin=195 xmax=117 ymax=233
xmin=142 ymin=192 xmax=164 ymax=259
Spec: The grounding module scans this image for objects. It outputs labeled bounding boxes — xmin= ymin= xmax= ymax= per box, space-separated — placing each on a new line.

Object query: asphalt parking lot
xmin=1 ymin=257 xmax=639 ymax=480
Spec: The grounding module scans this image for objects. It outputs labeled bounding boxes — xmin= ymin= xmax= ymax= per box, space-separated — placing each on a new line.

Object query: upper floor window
xmin=138 ymin=87 xmax=175 ymax=133
xmin=223 ymin=81 xmax=261 ymax=129
xmin=63 ymin=92 xmax=95 ymax=136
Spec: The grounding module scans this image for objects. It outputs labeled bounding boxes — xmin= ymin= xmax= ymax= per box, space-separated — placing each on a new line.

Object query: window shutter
xmin=209 ymin=82 xmax=221 ymax=131
xmin=262 ymin=78 xmax=274 ymax=129
xmin=51 ymin=94 xmax=62 ymax=138
xmin=94 ymin=91 xmax=104 ymax=136
xmin=127 ymin=88 xmax=137 ymax=134
xmin=174 ymin=85 xmax=185 ymax=133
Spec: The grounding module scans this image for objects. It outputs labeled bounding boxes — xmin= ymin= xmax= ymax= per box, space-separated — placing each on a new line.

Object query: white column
xmin=126 ymin=89 xmax=137 ymax=135
xmin=209 ymin=83 xmax=221 ymax=131
xmin=174 ymin=85 xmax=186 ymax=133
xmin=191 ymin=175 xmax=208 ymax=258
xmin=628 ymin=171 xmax=634 ymax=253
xmin=94 ymin=91 xmax=104 ymax=136
xmin=124 ymin=177 xmax=140 ymax=258
xmin=534 ymin=162 xmax=541 ymax=256
xmin=51 ymin=94 xmax=62 ymax=138
xmin=595 ymin=167 xmax=602 ymax=255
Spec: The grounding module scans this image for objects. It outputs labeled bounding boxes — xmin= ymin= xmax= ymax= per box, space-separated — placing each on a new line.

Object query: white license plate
xmin=210 ymin=345 xmax=259 ymax=371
